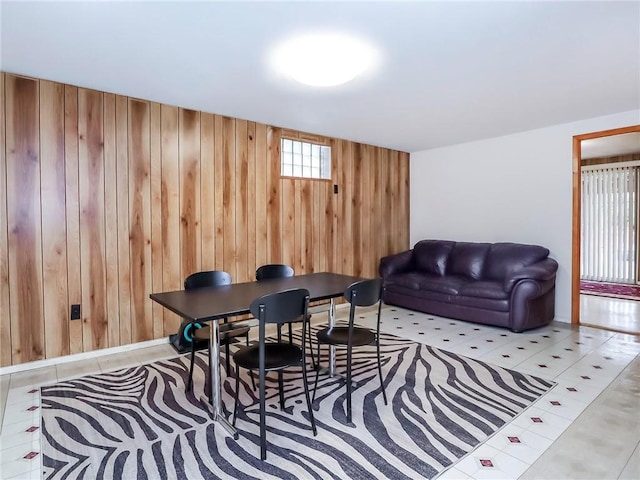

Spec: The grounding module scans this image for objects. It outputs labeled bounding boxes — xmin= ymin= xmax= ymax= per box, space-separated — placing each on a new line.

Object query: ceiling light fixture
xmin=272 ymin=33 xmax=377 ymax=87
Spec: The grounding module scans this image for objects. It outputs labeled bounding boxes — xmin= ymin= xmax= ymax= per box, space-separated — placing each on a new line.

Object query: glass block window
xmin=281 ymin=138 xmax=331 ymax=179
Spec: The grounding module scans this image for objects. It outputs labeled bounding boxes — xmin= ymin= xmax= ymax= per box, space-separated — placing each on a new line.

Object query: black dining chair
xmin=232 ymin=288 xmax=317 ymax=460
xmin=185 ymin=270 xmax=255 ymax=394
xmin=312 ymin=278 xmax=387 ymax=422
xmin=255 ymin=264 xmax=316 ymax=370
xmin=255 ymin=263 xmax=295 ymax=281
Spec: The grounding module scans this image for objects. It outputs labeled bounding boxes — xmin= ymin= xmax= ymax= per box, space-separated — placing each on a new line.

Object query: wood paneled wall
xmin=0 ymin=72 xmax=410 ymax=366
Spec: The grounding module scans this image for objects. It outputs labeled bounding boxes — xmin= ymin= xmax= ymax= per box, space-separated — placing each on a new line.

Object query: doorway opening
xmin=572 ymin=125 xmax=640 ymax=335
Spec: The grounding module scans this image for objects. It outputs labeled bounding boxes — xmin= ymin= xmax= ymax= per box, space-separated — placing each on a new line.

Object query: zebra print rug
xmin=41 ymin=332 xmax=554 ymax=479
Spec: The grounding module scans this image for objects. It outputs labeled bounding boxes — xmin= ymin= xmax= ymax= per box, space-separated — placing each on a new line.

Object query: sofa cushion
xmin=384 ymin=272 xmax=424 ymax=290
xmin=452 ymin=295 xmax=510 ymax=312
xmin=419 ymin=274 xmax=469 ymax=295
xmin=483 ymin=243 xmax=550 ymax=281
xmin=413 ymin=240 xmax=455 ymax=276
xmin=458 ymin=281 xmax=509 ymax=300
xmin=447 ymin=242 xmax=491 ymax=279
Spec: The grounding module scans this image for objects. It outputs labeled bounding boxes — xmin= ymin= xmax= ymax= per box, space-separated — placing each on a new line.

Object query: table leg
xmin=323 ymin=300 xmax=355 ymax=387
xmin=199 ymin=318 xmax=238 ymax=439
xmin=329 ymin=298 xmax=336 ymax=377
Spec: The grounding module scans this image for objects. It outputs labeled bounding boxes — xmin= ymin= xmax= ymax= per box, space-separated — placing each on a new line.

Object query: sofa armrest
xmin=504 ymin=258 xmax=559 ymax=292
xmin=379 ymin=250 xmax=415 ymax=278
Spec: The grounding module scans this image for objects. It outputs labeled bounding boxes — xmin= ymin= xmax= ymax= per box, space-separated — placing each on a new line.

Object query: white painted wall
xmin=410 ymin=110 xmax=640 ymax=323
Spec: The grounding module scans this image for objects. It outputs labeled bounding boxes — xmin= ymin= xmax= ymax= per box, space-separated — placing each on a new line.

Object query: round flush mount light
xmin=272 ymin=33 xmax=377 ymax=87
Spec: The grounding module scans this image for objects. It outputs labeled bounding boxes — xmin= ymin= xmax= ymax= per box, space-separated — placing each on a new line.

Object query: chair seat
xmin=233 ymin=343 xmax=302 ymax=371
xmin=193 ymin=324 xmax=250 ymax=342
xmin=316 ymin=326 xmax=375 ymax=347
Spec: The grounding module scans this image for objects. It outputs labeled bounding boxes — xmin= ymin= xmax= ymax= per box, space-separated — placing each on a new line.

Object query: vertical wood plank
xmin=179 ymin=108 xmax=201 ymax=280
xmin=327 ymin=140 xmax=339 ymax=273
xmin=115 ymin=95 xmax=131 ymax=345
xmin=246 ymin=122 xmax=257 ymax=279
xmin=0 ymin=72 xmax=11 ymax=366
xmin=388 ymin=150 xmax=399 ymax=252
xmin=353 ymin=143 xmax=363 ymax=277
xmin=373 ymin=147 xmax=383 ymax=267
xmin=200 ymin=112 xmax=216 ymax=270
xmin=391 ymin=149 xmax=400 ymax=252
xmin=323 ymin=181 xmax=333 ymax=273
xmin=235 ymin=119 xmax=249 ymax=282
xmin=312 ymin=182 xmax=322 ymax=273
xmin=282 ymin=178 xmax=296 ymax=269
xmin=64 ymin=85 xmax=83 ymax=354
xmin=213 ymin=115 xmax=225 ymax=271
xmin=372 ymin=146 xmax=380 ymax=270
xmin=78 ymin=88 xmax=107 ymax=351
xmin=399 ymin=152 xmax=410 ymax=250
xmin=383 ymin=149 xmax=393 ymax=255
xmin=266 ymin=126 xmax=281 ymax=263
xmin=149 ymin=102 xmax=163 ymax=339
xmin=359 ymin=144 xmax=371 ymax=276
xmin=341 ymin=141 xmax=355 ymax=275
xmin=329 ymin=176 xmax=337 ymax=273
xmin=40 ymin=80 xmax=69 ymax=358
xmin=161 ymin=105 xmax=181 ymax=335
xmin=291 ymin=179 xmax=302 ymax=272
xmin=254 ymin=123 xmax=268 ymax=270
xmin=103 ymin=93 xmax=120 ymax=348
xmin=6 ymin=75 xmax=44 ymax=363
xmin=302 ymin=181 xmax=313 ymax=273
xmin=128 ymin=98 xmax=152 ymax=343
xmin=222 ymin=116 xmax=236 ymax=278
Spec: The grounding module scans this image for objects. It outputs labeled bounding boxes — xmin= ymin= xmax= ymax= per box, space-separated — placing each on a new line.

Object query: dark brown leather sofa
xmin=379 ymin=240 xmax=558 ymax=332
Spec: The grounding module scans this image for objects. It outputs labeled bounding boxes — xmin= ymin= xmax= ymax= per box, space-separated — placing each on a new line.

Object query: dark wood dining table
xmin=150 ymin=272 xmax=365 ymax=438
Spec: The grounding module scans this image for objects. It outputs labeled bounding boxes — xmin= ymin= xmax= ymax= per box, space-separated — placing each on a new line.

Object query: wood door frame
xmin=571 ymin=124 xmax=640 ymax=325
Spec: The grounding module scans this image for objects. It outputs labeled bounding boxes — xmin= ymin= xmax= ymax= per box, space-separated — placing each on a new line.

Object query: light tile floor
xmin=0 ymin=304 xmax=638 ymax=479
xmin=580 ymin=293 xmax=640 ymax=335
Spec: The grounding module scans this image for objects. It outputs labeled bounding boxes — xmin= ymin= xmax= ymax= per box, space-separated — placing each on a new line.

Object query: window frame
xmin=280 ymin=137 xmax=332 ymax=182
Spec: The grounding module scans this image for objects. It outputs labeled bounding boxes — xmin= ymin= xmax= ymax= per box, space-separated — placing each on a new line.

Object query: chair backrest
xmin=344 ymin=278 xmax=383 ymax=307
xmin=184 ymin=270 xmax=232 ymax=290
xmin=255 ymin=264 xmax=294 ymax=281
xmin=250 ymin=288 xmax=310 ymax=325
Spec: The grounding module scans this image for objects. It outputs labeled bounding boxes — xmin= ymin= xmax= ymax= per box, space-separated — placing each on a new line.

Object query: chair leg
xmin=312 ymin=341 xmax=321 ymax=403
xmin=259 ymin=367 xmax=267 ymax=460
xmin=346 ymin=344 xmax=353 ymax=423
xmin=278 ymin=371 xmax=285 ymax=410
xmin=223 ymin=317 xmax=231 ymax=374
xmin=307 ymin=321 xmax=316 ymax=370
xmin=206 ymin=338 xmax=213 ymax=404
xmin=246 ymin=333 xmax=256 ymax=391
xmin=186 ymin=328 xmax=197 ymax=393
xmin=232 ymin=367 xmax=241 ymax=427
xmin=302 ymin=358 xmax=317 ymax=436
xmin=225 ymin=341 xmax=231 ymax=374
xmin=377 ymin=337 xmax=388 ymax=405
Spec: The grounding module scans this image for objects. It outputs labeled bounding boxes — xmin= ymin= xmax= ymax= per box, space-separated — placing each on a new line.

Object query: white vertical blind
xmin=581 ymin=164 xmax=638 ymax=284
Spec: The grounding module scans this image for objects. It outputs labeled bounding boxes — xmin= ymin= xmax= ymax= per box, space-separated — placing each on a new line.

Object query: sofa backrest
xmin=411 ymin=240 xmax=550 ymax=281
xmin=413 ymin=240 xmax=455 ymax=276
xmin=446 ymin=242 xmax=491 ymax=279
xmin=483 ymin=243 xmax=550 ymax=281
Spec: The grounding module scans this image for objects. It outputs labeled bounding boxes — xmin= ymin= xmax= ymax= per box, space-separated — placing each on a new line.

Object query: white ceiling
xmin=1 ymin=1 xmax=639 ymax=153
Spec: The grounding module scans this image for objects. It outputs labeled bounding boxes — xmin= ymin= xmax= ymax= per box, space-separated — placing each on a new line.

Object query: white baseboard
xmin=553 ymin=316 xmax=571 ymax=324
xmin=0 ymin=337 xmax=170 ymax=376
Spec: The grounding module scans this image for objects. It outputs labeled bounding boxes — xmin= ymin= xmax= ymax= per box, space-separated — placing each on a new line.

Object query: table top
xmin=150 ymin=272 xmax=366 ymax=322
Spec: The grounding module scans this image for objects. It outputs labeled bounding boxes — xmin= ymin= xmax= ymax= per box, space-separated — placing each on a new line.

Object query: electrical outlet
xmin=70 ymin=304 xmax=81 ymax=320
